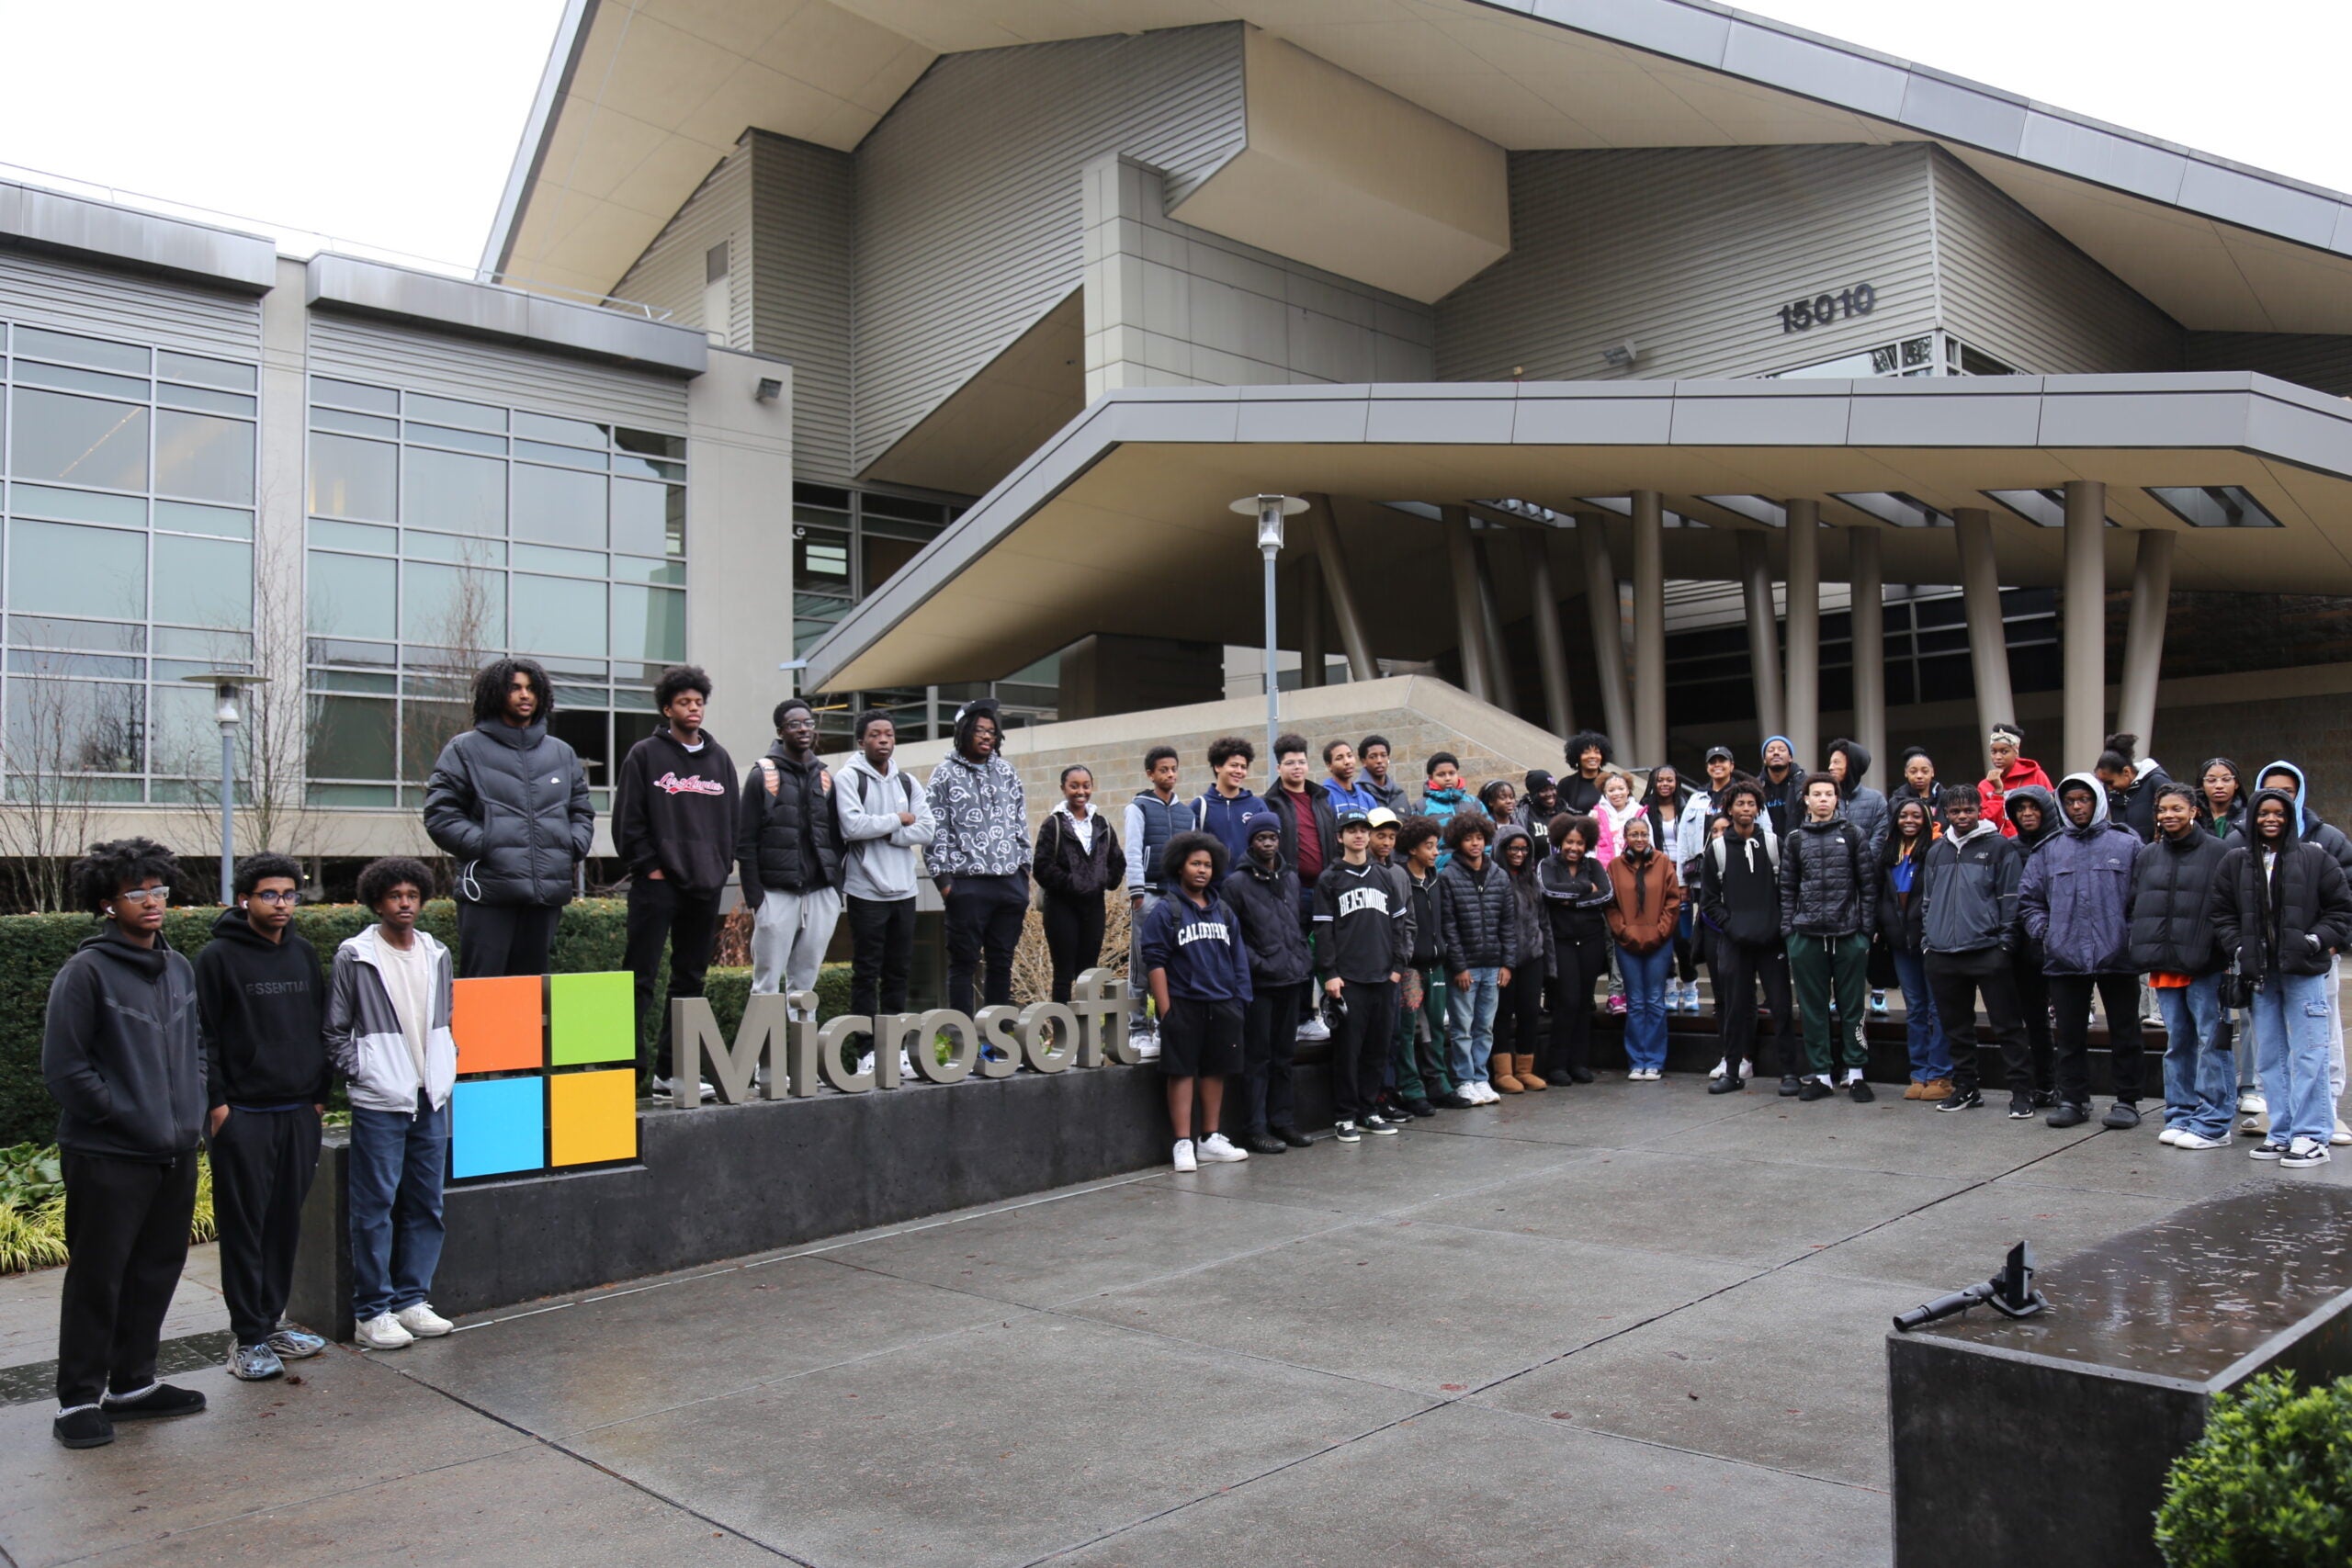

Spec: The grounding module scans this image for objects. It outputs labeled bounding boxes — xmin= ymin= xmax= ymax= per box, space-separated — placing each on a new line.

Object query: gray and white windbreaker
xmin=325 ymin=925 xmax=458 ymax=1115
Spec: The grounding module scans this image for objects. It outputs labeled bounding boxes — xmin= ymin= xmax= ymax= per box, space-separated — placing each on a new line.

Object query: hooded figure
xmin=1514 ymin=771 xmax=1559 ymax=858
xmin=2252 ymin=760 xmax=2352 ymax=877
xmin=1976 ymin=724 xmax=2054 ymax=839
xmin=2005 ymin=784 xmax=2062 ymax=854
xmin=2019 ymin=773 xmax=2147 ymax=1125
xmin=1827 ymin=739 xmax=1888 ymax=862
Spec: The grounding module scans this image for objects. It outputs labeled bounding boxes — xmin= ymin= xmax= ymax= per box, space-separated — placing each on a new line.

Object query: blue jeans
xmin=2249 ymin=971 xmax=2335 ymax=1149
xmin=1890 ymin=950 xmax=1949 ymax=1081
xmin=1620 ymin=944 xmax=1672 ymax=1070
xmin=348 ymin=1093 xmax=450 ymax=1322
xmin=1447 ymin=967 xmax=1501 ymax=1086
xmin=2156 ymin=976 xmax=2233 ymax=1141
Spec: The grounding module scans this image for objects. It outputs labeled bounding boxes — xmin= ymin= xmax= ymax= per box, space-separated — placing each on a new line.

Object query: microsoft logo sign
xmin=448 ymin=972 xmax=639 ymax=1179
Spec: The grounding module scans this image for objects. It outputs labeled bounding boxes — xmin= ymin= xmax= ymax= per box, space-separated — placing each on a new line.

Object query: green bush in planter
xmin=2155 ymin=1371 xmax=2352 ymax=1566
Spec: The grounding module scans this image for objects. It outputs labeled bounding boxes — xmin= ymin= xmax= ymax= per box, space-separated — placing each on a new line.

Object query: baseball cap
xmin=1704 ymin=745 xmax=1735 ymax=763
xmin=1335 ymin=808 xmax=1372 ymax=829
xmin=1365 ymin=807 xmax=1400 ymax=829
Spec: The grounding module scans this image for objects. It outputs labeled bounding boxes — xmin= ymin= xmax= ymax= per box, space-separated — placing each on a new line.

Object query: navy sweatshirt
xmin=1136 ymin=888 xmax=1254 ymax=1005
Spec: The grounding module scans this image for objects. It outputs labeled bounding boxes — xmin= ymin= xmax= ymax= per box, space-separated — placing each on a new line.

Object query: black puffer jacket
xmin=1830 ymin=740 xmax=1889 ymax=862
xmin=2211 ymin=813 xmax=2352 ymax=982
xmin=740 ymin=746 xmax=847 ymax=903
xmin=423 ymin=718 xmax=594 ymax=907
xmin=1034 ymin=807 xmax=1126 ymax=900
xmin=2106 ymin=762 xmax=2172 ymax=842
xmin=1779 ymin=815 xmax=1874 ymax=938
xmin=1223 ymin=855 xmax=1312 ymax=987
xmin=2126 ymin=829 xmax=2228 ymax=976
xmin=1496 ymin=827 xmax=1555 ymax=979
xmin=43 ymin=929 xmax=205 ymax=1160
xmin=1437 ymin=852 xmax=1520 ymax=969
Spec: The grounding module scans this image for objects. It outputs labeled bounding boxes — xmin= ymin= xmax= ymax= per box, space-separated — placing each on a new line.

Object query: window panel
xmin=512 ymin=543 xmax=605 ymax=577
xmin=403 ymin=530 xmax=505 ymax=566
xmin=6 ymin=678 xmax=143 ymax=773
xmin=10 ymin=389 xmax=149 ymax=491
xmin=512 ymin=463 xmax=605 ymax=548
xmin=512 ymin=574 xmax=607 ymax=656
xmin=311 ymin=433 xmax=396 ymax=521
xmin=611 ymin=478 xmax=683 ymax=557
xmin=9 ymin=483 xmax=144 ymax=527
xmin=14 ymin=361 xmax=150 ymax=400
xmin=307 ymin=550 xmax=396 ymax=640
xmin=152 ymin=535 xmax=252 ymax=629
xmin=14 ymin=326 xmax=146 ymax=375
xmin=157 ymin=385 xmax=256 ymax=418
xmin=154 ymin=501 xmax=252 ymax=538
xmin=8 ymin=616 xmax=142 ymax=652
xmin=307 ymin=694 xmax=398 ymax=781
xmin=311 ymin=407 xmax=398 ymax=440
xmin=514 ymin=438 xmax=605 ymax=470
xmin=611 ymin=582 xmax=684 ymax=661
xmin=611 ymin=554 xmax=684 ymax=586
xmin=514 ymin=411 xmax=609 ymax=449
xmin=401 ymin=561 xmax=507 ymax=649
xmin=8 ymin=520 xmax=146 ymax=621
xmin=402 ymin=447 xmax=505 ymax=535
xmin=155 ymin=408 xmax=255 ymax=504
xmin=311 ymin=378 xmax=397 ymax=414
xmin=153 ymin=626 xmax=248 ymax=660
xmin=157 ymin=351 xmax=256 ymax=392
xmin=405 ymin=423 xmax=506 ymax=457
xmin=146 ymin=682 xmax=221 ymax=778
xmin=309 ymin=518 xmax=394 ymax=553
xmin=795 ymin=524 xmax=850 ymax=592
xmin=405 ymin=393 xmax=503 ymax=433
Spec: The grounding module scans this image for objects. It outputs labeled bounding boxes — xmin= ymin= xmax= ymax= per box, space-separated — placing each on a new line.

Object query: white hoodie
xmin=836 ymin=752 xmax=939 ymax=901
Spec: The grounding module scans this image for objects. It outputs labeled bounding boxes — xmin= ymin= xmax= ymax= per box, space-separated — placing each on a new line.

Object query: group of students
xmin=1126 ymin=721 xmax=2352 ymax=1178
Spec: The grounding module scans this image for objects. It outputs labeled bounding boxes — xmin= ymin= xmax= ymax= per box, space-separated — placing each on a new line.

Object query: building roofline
xmin=309 ymin=252 xmax=708 ymax=377
xmin=0 ymin=175 xmax=277 ymax=293
xmin=480 ymin=0 xmax=600 ymax=284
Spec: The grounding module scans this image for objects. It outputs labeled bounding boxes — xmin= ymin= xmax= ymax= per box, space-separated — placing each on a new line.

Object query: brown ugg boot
xmin=1514 ymin=1054 xmax=1547 ymax=1091
xmin=1489 ymin=1059 xmax=1523 ymax=1094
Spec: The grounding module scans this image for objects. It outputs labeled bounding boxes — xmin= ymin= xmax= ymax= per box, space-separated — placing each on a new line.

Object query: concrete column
xmin=1952 ymin=507 xmax=2016 ymax=735
xmin=1848 ymin=525 xmax=1886 ymax=776
xmin=1519 ymin=530 xmax=1576 ymax=735
xmin=1630 ymin=490 xmax=1667 ymax=764
xmin=1305 ymin=493 xmax=1376 ymax=682
xmin=2117 ymin=528 xmax=2176 ymax=755
xmin=1442 ymin=505 xmax=1492 ymax=702
xmin=1577 ymin=516 xmax=1634 ymax=750
xmin=1299 ymin=556 xmax=1328 ymax=688
xmin=2063 ymin=479 xmax=2108 ymax=773
xmin=1736 ymin=531 xmax=1784 ymax=740
xmin=1784 ymin=499 xmax=1821 ymax=770
xmin=1472 ymin=530 xmax=1519 ymax=715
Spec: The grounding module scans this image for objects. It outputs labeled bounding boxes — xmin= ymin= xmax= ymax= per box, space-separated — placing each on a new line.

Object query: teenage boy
xmin=1781 ymin=774 xmax=1876 ymax=1101
xmin=423 ymin=658 xmax=594 ymax=978
xmin=1394 ymin=815 xmax=1463 ymax=1109
xmin=616 ymin=665 xmax=739 ymax=1097
xmin=1516 ymin=771 xmax=1560 ymax=859
xmin=1758 ymin=736 xmax=1807 ymax=840
xmin=326 ymin=857 xmax=458 ymax=1352
xmin=1422 ymin=752 xmax=1468 ymax=845
xmin=741 ymin=697 xmax=848 ymax=1010
xmin=44 ymin=840 xmax=208 ymax=1450
xmin=1224 ymin=812 xmax=1313 ymax=1154
xmin=1139 ymin=832 xmax=1254 ymax=1171
xmin=1125 ymin=745 xmax=1185 ymax=1043
xmin=924 ymin=698 xmax=1031 ymax=1021
xmin=1828 ymin=738 xmax=1893 ymax=1017
xmin=837 ymin=709 xmax=937 ymax=1026
xmin=1272 ymin=733 xmax=1341 ymax=918
xmin=2128 ymin=783 xmax=2233 ymax=1147
xmin=1701 ymin=782 xmax=1788 ymax=1095
xmin=1918 ymin=786 xmax=2030 ymax=1115
xmin=1317 ymin=809 xmax=1413 ymax=1141
xmin=2020 ymin=773 xmax=2145 ymax=1129
xmin=1358 ymin=735 xmax=1410 ymax=812
xmin=1322 ymin=739 xmax=1380 ymax=814
xmin=1977 ymin=722 xmax=2054 ymax=839
xmin=1439 ymin=811 xmax=1518 ymax=1101
xmin=198 ymin=853 xmax=328 ymax=1382
xmin=1561 ymin=731 xmax=1612 ymax=814
xmin=1193 ymin=736 xmax=1266 ymax=871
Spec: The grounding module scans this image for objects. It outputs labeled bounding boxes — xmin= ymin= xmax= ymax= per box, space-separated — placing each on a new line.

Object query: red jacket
xmin=1978 ymin=757 xmax=2053 ymax=838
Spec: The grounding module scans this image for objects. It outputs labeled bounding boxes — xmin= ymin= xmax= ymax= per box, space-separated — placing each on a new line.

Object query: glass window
xmin=401 ymin=561 xmax=507 ymax=649
xmin=14 ymin=326 xmax=146 ymax=375
xmin=512 ymin=574 xmax=607 ymax=656
xmin=616 ymin=427 xmax=684 ymax=461
xmin=153 ymin=626 xmax=247 ymax=660
xmin=611 ymin=582 xmax=684 ymax=661
xmin=795 ymin=524 xmax=850 ymax=592
xmin=2147 ymin=485 xmax=2282 ymax=528
xmin=7 ymin=616 xmax=142 ymax=652
xmin=8 ymin=520 xmax=146 ymax=621
xmin=611 ymin=554 xmax=684 ymax=586
xmin=9 ymin=483 xmax=144 ymax=527
xmin=403 ymin=530 xmax=505 ymax=566
xmin=514 ymin=438 xmax=605 ymax=471
xmin=307 ymin=694 xmax=397 ymax=780
xmin=514 ymin=411 xmax=609 ymax=449
xmin=405 ymin=393 xmax=503 ymax=433
xmin=6 ymin=678 xmax=143 ymax=773
xmin=512 ymin=543 xmax=605 ymax=577
xmin=310 ymin=518 xmax=395 ymax=553
xmin=405 ymin=423 xmax=506 ymax=457
xmin=311 ymin=434 xmax=396 ymax=521
xmin=402 ymin=447 xmax=505 ymax=535
xmin=6 ymin=649 xmax=142 ymax=679
xmin=312 ymin=406 xmax=398 ymax=440
xmin=154 ymin=501 xmax=252 ymax=538
xmin=157 ymin=384 xmax=256 ymax=418
xmin=307 ymin=550 xmax=396 ymax=640
xmin=311 ymin=378 xmax=397 ymax=414
xmin=146 ymin=682 xmax=222 ymax=779
xmin=611 ymin=479 xmax=683 ymax=557
xmin=513 ymin=463 xmax=605 ymax=548
xmin=11 ymin=389 xmax=149 ymax=491
xmin=157 ymin=351 xmax=256 ymax=392
xmin=155 ymin=409 xmax=255 ymax=504
xmin=863 ymin=533 xmax=927 ymax=593
xmin=152 ymin=535 xmax=252 ymax=629
xmin=14 ymin=361 xmax=149 ymax=400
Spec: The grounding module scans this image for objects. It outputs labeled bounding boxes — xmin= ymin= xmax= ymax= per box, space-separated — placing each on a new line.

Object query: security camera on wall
xmin=1602 ymin=341 xmax=1638 ymax=369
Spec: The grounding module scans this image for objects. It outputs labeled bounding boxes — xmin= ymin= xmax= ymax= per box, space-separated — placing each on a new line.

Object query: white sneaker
xmin=1739 ymin=1060 xmax=1753 ymax=1080
xmin=1626 ymin=1068 xmax=1645 ymax=1081
xmin=2158 ymin=1127 xmax=2183 ymax=1146
xmin=355 ymin=1313 xmax=413 ymax=1351
xmin=1708 ymin=1057 xmax=1727 ymax=1080
xmin=2175 ymin=1132 xmax=2231 ymax=1150
xmin=1196 ymin=1133 xmax=1250 ymax=1163
xmin=1469 ymin=1080 xmax=1499 ymax=1104
xmin=1171 ymin=1138 xmax=1198 ymax=1173
xmin=1136 ymin=1036 xmax=1161 ymax=1062
xmin=1295 ymin=1015 xmax=1331 ymax=1042
xmin=857 ymin=1052 xmax=876 ymax=1078
xmin=2238 ymin=1090 xmax=2267 ymax=1116
xmin=395 ymin=1303 xmax=453 ymax=1338
xmin=2335 ymin=1118 xmax=2352 ymax=1147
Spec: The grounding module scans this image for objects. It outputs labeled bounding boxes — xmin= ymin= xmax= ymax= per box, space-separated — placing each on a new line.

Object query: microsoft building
xmin=12 ymin=0 xmax=2352 ymax=877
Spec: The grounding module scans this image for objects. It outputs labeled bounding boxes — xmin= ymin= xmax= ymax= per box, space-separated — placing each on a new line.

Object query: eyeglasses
xmin=115 ymin=887 xmax=171 ymax=907
xmin=248 ymin=889 xmax=300 ymax=906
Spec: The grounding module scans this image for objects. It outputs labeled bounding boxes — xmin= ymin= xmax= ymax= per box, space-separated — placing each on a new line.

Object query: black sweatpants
xmin=1551 ymin=928 xmax=1611 ymax=1075
xmin=207 ymin=1108 xmax=322 ymax=1348
xmin=2051 ymin=972 xmax=2147 ymax=1107
xmin=1331 ymin=978 xmax=1397 ymax=1122
xmin=2013 ymin=956 xmax=2055 ymax=1093
xmin=1713 ymin=937 xmax=1792 ymax=1079
xmin=57 ymin=1149 xmax=198 ymax=1409
xmin=1241 ymin=979 xmax=1306 ymax=1135
xmin=1041 ymin=890 xmax=1105 ymax=1004
xmin=846 ymin=895 xmax=917 ymax=1018
xmin=623 ymin=877 xmax=722 ymax=1077
xmin=456 ymin=900 xmax=562 ymax=980
xmin=944 ymin=874 xmax=1028 ymax=1018
xmin=1925 ymin=947 xmax=2030 ymax=1098
xmin=1493 ymin=966 xmax=1546 ymax=1070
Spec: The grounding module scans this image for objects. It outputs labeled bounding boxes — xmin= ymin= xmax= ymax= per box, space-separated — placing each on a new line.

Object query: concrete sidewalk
xmin=4 ymin=1078 xmax=2341 ymax=1567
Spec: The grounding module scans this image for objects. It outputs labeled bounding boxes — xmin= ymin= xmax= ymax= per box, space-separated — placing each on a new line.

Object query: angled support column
xmin=1631 ymin=490 xmax=1667 ymax=764
xmin=1577 ymin=514 xmax=1634 ymax=749
xmin=1848 ymin=525 xmax=1885 ymax=776
xmin=1784 ymin=499 xmax=1821 ymax=772
xmin=1472 ymin=529 xmax=1519 ymax=714
xmin=1520 ymin=530 xmax=1576 ymax=735
xmin=1952 ymin=507 xmax=2015 ymax=736
xmin=2063 ymin=479 xmax=2108 ymax=773
xmin=1736 ymin=530 xmax=1785 ymax=740
xmin=1305 ymin=493 xmax=1375 ymax=682
xmin=1442 ymin=505 xmax=1492 ymax=702
xmin=1299 ymin=556 xmax=1328 ymax=688
xmin=2117 ymin=528 xmax=2175 ymax=755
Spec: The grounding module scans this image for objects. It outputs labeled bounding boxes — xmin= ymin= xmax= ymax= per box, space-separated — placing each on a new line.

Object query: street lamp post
xmin=1230 ymin=494 xmax=1308 ymax=765
xmin=179 ymin=671 xmax=269 ymax=906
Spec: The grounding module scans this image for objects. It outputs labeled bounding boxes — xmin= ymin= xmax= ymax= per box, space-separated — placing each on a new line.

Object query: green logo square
xmin=548 ymin=970 xmax=636 ymax=1066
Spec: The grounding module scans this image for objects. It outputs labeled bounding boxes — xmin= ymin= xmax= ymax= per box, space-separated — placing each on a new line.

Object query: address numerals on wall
xmin=1776 ymin=284 xmax=1876 ymax=333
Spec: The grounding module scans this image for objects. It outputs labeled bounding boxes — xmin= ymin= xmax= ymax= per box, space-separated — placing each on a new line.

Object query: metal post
xmin=2063 ymin=479 xmax=2108 ymax=773
xmin=1784 ymin=500 xmax=1821 ymax=771
xmin=1232 ymin=494 xmax=1306 ymax=767
xmin=219 ymin=718 xmax=236 ymax=907
xmin=1631 ymin=490 xmax=1666 ymax=763
xmin=1848 ymin=525 xmax=1886 ymax=777
xmin=2117 ymin=527 xmax=2175 ymax=755
xmin=1520 ymin=531 xmax=1575 ymax=735
xmin=1472 ymin=530 xmax=1519 ymax=715
xmin=1305 ymin=494 xmax=1377 ymax=682
xmin=1577 ymin=515 xmax=1634 ymax=748
xmin=1300 ymin=557 xmax=1328 ymax=689
xmin=1736 ymin=530 xmax=1785 ymax=740
xmin=1262 ymin=541 xmax=1280 ymax=763
xmin=1952 ymin=507 xmax=2015 ymax=733
xmin=1442 ymin=505 xmax=1492 ymax=701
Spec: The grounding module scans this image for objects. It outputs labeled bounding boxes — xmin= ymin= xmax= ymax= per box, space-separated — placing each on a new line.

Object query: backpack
xmin=1709 ymin=831 xmax=1780 ymax=877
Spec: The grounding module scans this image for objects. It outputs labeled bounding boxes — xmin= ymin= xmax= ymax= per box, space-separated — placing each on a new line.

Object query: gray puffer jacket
xmin=1496 ymin=827 xmax=1555 ymax=978
xmin=1779 ymin=814 xmax=1875 ymax=938
xmin=423 ymin=718 xmax=594 ymax=907
xmin=1437 ymin=852 xmax=1521 ymax=969
xmin=1829 ymin=739 xmax=1889 ymax=863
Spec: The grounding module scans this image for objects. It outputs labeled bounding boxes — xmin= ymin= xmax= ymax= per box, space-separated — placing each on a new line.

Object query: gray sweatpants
xmin=752 ymin=886 xmax=843 ymax=1017
xmin=1128 ymin=890 xmax=1160 ymax=1029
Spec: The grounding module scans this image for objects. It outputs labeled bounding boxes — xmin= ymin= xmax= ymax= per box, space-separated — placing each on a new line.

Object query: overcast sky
xmin=0 ymin=1 xmax=2345 ymax=272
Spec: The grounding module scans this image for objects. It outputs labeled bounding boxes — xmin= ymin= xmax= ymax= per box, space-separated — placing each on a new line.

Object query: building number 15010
xmin=1778 ymin=284 xmax=1875 ymax=333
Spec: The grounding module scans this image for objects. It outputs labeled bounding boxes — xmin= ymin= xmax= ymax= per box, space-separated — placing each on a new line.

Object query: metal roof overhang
xmin=797 ymin=373 xmax=2352 ymax=692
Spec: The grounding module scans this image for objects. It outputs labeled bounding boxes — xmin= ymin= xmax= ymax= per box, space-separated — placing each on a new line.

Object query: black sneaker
xmin=1544 ymin=1068 xmax=1577 ymax=1087
xmin=1567 ymin=1066 xmax=1595 ymax=1085
xmin=1364 ymin=1113 xmax=1400 ymax=1135
xmin=104 ymin=1383 xmax=206 ymax=1421
xmin=1798 ymin=1078 xmax=1835 ymax=1102
xmin=1272 ymin=1125 xmax=1312 ymax=1148
xmin=1848 ymin=1078 xmax=1876 ymax=1104
xmin=1937 ymin=1088 xmax=1984 ymax=1112
xmin=1405 ymin=1099 xmax=1438 ymax=1119
xmin=2032 ymin=1089 xmax=2057 ymax=1109
xmin=2046 ymin=1102 xmax=2089 ymax=1129
xmin=2250 ymin=1137 xmax=2288 ymax=1161
xmin=1242 ymin=1132 xmax=1287 ymax=1156
xmin=1779 ymin=1074 xmax=1804 ymax=1097
xmin=1707 ymin=1073 xmax=1747 ymax=1095
xmin=2007 ymin=1093 xmax=2035 ymax=1119
xmin=2101 ymin=1101 xmax=2142 ymax=1130
xmin=52 ymin=1407 xmax=112 ymax=1449
xmin=1334 ymin=1120 xmax=1362 ymax=1143
xmin=1430 ymin=1091 xmax=1475 ymax=1110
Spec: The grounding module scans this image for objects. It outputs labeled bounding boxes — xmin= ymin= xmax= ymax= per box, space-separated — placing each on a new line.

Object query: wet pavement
xmin=4 ymin=1076 xmax=2345 ymax=1567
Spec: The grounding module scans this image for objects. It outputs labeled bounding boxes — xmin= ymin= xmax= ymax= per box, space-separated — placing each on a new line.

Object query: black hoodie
xmin=42 ymin=927 xmax=205 ymax=1160
xmin=195 ymin=908 xmax=329 ymax=1108
xmin=614 ymin=725 xmax=741 ymax=895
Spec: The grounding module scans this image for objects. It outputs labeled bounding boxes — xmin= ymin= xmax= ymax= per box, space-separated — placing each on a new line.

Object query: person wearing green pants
xmin=1780 ymin=774 xmax=1878 ymax=1102
xmin=1392 ymin=818 xmax=1465 ymax=1107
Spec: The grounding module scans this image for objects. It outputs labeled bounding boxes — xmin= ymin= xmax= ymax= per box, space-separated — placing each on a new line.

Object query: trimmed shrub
xmin=702 ymin=964 xmax=851 ymax=1042
xmin=2156 ymin=1371 xmax=2352 ymax=1566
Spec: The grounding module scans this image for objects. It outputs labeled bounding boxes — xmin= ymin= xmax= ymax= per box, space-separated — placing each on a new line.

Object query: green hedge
xmin=703 ymin=964 xmax=852 ymax=1042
